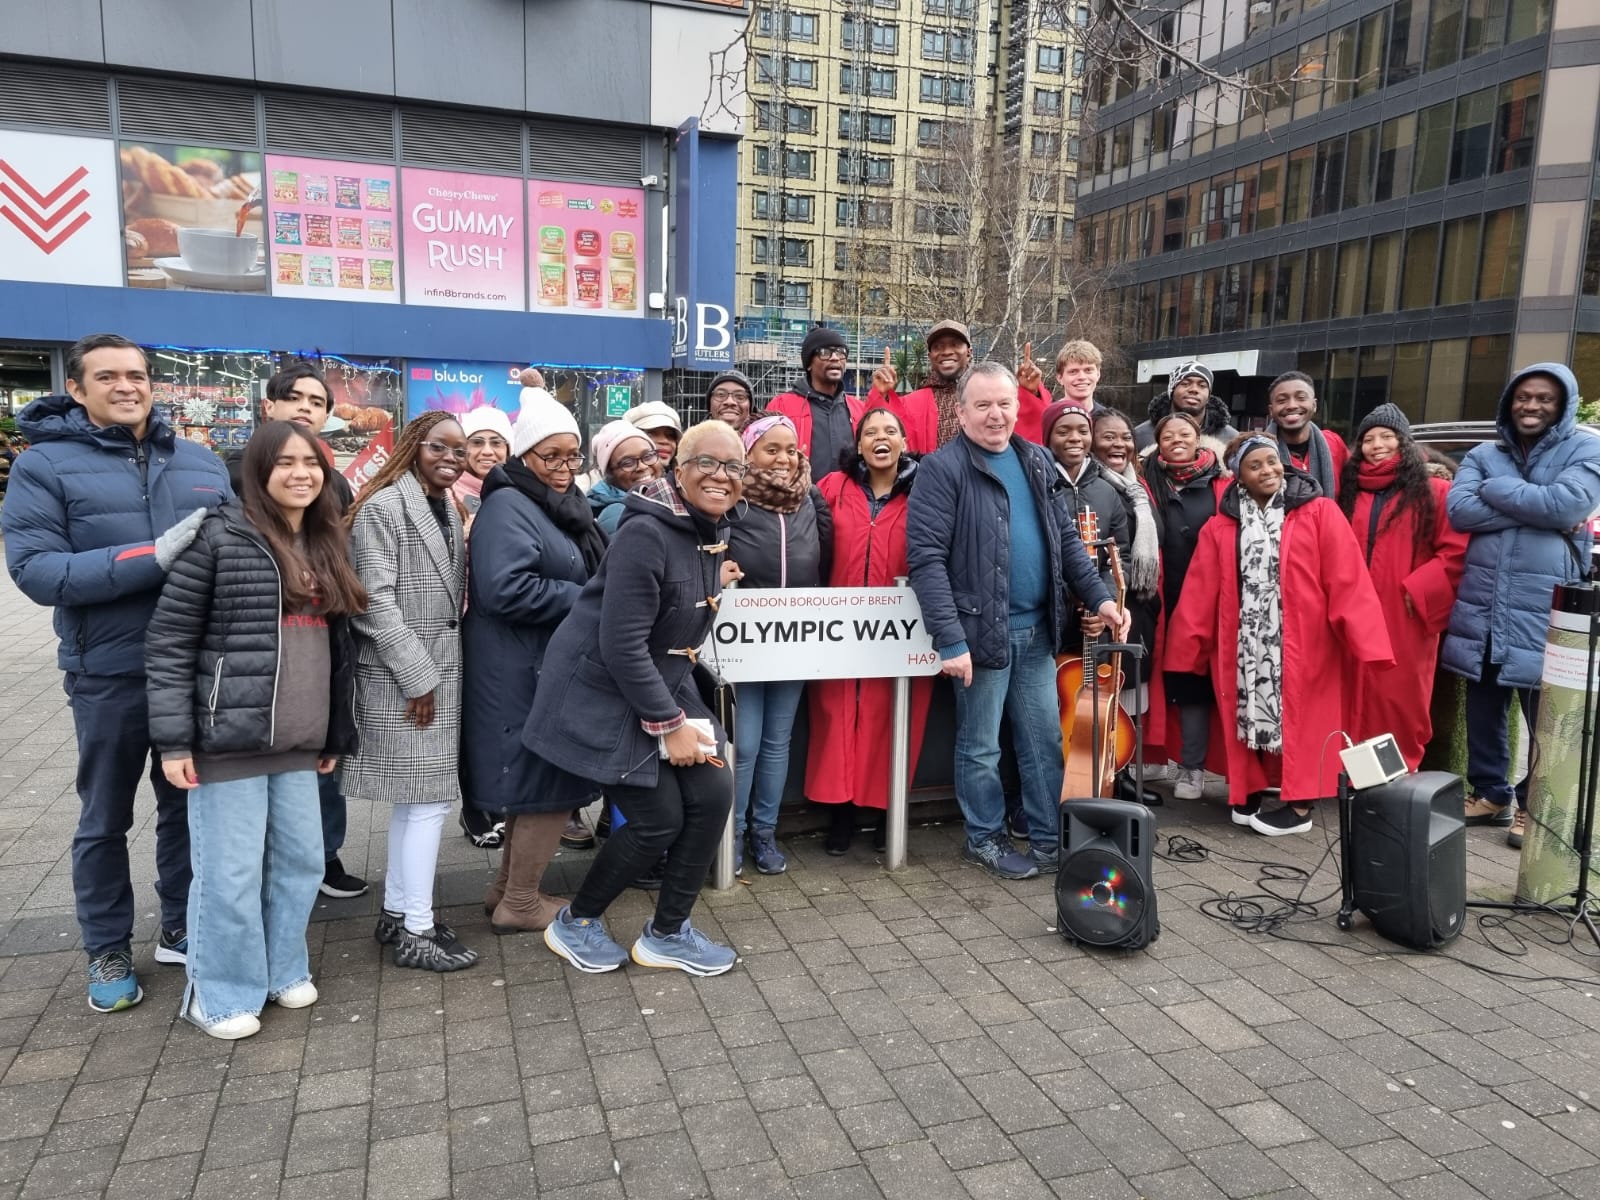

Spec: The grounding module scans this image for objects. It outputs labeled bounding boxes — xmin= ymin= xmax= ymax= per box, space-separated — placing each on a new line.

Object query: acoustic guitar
xmin=1056 ymin=509 xmax=1135 ymax=799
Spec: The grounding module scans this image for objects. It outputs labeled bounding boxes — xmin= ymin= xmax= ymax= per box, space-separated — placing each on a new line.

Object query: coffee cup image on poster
xmin=527 ymin=180 xmax=645 ymax=318
xmin=262 ymin=154 xmax=399 ymax=303
xmin=120 ymin=142 xmax=264 ymax=293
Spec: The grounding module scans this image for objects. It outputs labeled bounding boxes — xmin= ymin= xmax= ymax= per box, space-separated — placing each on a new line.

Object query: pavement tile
xmin=365 ymin=1129 xmax=449 ymax=1200
xmin=201 ymin=1096 xmax=294 ymax=1169
xmin=282 ymin=1103 xmax=370 ymax=1176
xmin=100 ymin=1152 xmax=202 ymax=1200
xmin=448 ymin=1098 xmax=531 ymax=1170
xmin=119 ymin=1088 xmax=219 ymax=1162
xmin=862 ymin=1141 xmax=970 ymax=1200
xmin=19 ymin=1143 xmax=119 ymax=1199
xmin=682 ymin=1098 xmax=773 ymax=1170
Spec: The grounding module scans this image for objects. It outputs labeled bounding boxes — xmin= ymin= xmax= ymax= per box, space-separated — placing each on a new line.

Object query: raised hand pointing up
xmin=872 ymin=346 xmax=898 ymax=397
xmin=1017 ymin=342 xmax=1044 ymax=397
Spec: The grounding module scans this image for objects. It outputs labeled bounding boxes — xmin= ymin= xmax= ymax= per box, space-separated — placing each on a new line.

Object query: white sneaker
xmin=188 ymin=999 xmax=260 ymax=1040
xmin=1174 ymin=768 xmax=1205 ymax=800
xmin=1141 ymin=762 xmax=1176 ymax=783
xmin=271 ymin=981 xmax=318 ymax=1009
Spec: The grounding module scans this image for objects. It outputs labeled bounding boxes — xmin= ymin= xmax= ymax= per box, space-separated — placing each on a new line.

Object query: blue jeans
xmin=1465 ymin=659 xmax=1540 ymax=810
xmin=65 ymin=673 xmax=191 ymax=956
xmin=952 ymin=624 xmax=1063 ymax=857
xmin=318 ymin=769 xmax=345 ymax=863
xmin=734 ymin=679 xmax=805 ymax=836
xmin=186 ymin=770 xmax=323 ymax=1022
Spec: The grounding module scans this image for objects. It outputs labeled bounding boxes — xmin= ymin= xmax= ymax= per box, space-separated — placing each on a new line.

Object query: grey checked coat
xmin=342 ymin=472 xmax=466 ymax=806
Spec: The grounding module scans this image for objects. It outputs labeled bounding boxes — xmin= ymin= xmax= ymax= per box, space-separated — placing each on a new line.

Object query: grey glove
xmin=154 ymin=508 xmax=207 ymax=571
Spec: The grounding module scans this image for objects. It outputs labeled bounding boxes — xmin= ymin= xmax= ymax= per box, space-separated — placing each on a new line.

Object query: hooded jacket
xmin=522 ymin=476 xmax=731 ymax=789
xmin=1443 ymin=363 xmax=1600 ymax=689
xmin=3 ymin=395 xmax=231 ymax=677
xmin=767 ymin=382 xmax=866 ymax=471
xmin=1134 ymin=393 xmax=1240 ymax=453
xmin=586 ymin=478 xmax=632 ymax=535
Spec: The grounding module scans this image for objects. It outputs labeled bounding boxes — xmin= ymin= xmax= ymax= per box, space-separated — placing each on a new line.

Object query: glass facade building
xmin=1076 ymin=0 xmax=1600 ymax=433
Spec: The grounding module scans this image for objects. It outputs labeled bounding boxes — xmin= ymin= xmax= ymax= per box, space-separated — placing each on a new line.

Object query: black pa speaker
xmin=1056 ymin=799 xmax=1159 ymax=950
xmin=1339 ymin=770 xmax=1466 ymax=950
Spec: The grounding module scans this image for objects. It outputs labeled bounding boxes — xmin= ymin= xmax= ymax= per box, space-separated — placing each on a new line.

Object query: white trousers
xmin=384 ymin=802 xmax=450 ymax=934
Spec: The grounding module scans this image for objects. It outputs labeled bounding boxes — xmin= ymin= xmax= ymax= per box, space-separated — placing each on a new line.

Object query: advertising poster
xmin=119 ymin=141 xmax=262 ymax=292
xmin=0 ymin=129 xmax=123 ymax=288
xmin=526 ymin=179 xmax=645 ymax=319
xmin=405 ymin=359 xmax=527 ymax=423
xmin=401 ymin=168 xmax=524 ymax=311
xmin=263 ymin=154 xmax=398 ymax=303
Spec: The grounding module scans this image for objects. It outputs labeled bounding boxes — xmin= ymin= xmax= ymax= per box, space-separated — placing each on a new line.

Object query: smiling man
xmin=1443 ymin=363 xmax=1600 ymax=846
xmin=878 ymin=320 xmax=1053 ymax=451
xmin=1134 ymin=360 xmax=1239 ymax=453
xmin=1265 ymin=371 xmax=1348 ymax=494
xmin=4 ymin=333 xmax=231 ymax=1013
xmin=767 ymin=325 xmax=869 ymax=470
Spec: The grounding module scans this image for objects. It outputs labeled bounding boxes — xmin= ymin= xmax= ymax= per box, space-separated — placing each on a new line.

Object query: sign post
xmin=703 ymin=584 xmax=939 ymax=887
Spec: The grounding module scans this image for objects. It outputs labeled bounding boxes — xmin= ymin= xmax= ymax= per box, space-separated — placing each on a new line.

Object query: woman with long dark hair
xmin=1167 ymin=435 xmax=1392 ymax=835
xmin=147 ymin=420 xmax=367 ymax=1039
xmin=807 ymin=407 xmax=931 ymax=853
xmin=1337 ymin=405 xmax=1467 ymax=770
xmin=344 ymin=411 xmax=478 ymax=972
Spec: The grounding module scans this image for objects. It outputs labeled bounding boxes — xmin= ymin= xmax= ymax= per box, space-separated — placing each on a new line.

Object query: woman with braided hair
xmin=343 ymin=411 xmax=478 ymax=971
xmin=1337 ymin=405 xmax=1467 ymax=772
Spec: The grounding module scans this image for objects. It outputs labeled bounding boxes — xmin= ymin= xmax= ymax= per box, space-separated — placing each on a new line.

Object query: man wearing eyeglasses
xmin=767 ymin=325 xmax=894 ymax=471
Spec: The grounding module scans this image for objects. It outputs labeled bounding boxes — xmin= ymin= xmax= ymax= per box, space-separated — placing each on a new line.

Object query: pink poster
xmin=401 ymin=167 xmax=525 ymax=311
xmin=526 ymin=179 xmax=645 ymax=319
xmin=264 ymin=154 xmax=398 ymax=303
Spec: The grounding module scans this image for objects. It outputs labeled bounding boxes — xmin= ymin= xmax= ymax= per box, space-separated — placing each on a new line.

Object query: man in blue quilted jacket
xmin=3 ymin=333 xmax=230 ymax=1012
xmin=908 ymin=362 xmax=1130 ymax=880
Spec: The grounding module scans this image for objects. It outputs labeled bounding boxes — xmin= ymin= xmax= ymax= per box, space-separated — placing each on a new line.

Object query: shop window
xmin=1427 ymin=0 xmax=1466 ymax=72
xmin=1438 ymin=215 xmax=1481 ymax=305
xmin=1464 ymin=334 xmax=1511 ymax=419
xmin=1355 ymin=9 xmax=1388 ymax=98
xmin=1391 ymin=342 xmax=1430 ymax=422
xmin=1333 ymin=241 xmax=1367 ymax=319
xmin=1312 ymin=136 xmax=1345 ymax=218
xmin=1343 ymin=125 xmax=1378 ymax=210
xmin=1412 ymin=100 xmax=1454 ymax=194
xmin=1285 ymin=144 xmax=1315 ymax=225
xmin=1248 ymin=258 xmax=1275 ymax=329
xmin=1401 ymin=225 xmax=1440 ymax=309
xmin=1376 ymin=113 xmax=1415 ymax=202
xmin=1494 ymin=74 xmax=1541 ymax=173
xmin=1478 ymin=208 xmax=1526 ymax=300
xmin=1366 ymin=231 xmax=1401 ymax=314
xmin=1274 ymin=251 xmax=1306 ymax=325
xmin=1256 ymin=156 xmax=1284 ymax=231
xmin=1387 ymin=0 xmax=1425 ymax=86
xmin=1450 ymin=85 xmax=1496 ymax=183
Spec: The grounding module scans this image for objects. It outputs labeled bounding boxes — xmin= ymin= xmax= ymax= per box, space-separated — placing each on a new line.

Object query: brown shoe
xmin=1463 ymin=795 xmax=1513 ymax=827
xmin=560 ymin=810 xmax=596 ymax=851
xmin=1506 ymin=807 xmax=1528 ymax=849
xmin=492 ymin=811 xmax=570 ymax=934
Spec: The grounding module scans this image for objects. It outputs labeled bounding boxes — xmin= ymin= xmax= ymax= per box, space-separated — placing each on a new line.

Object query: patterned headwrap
xmin=1227 ymin=434 xmax=1278 ymax=475
xmin=741 ymin=413 xmax=797 ymax=452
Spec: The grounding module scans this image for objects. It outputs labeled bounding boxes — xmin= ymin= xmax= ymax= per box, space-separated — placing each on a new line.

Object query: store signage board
xmin=404 ymin=360 xmax=527 ymax=423
xmin=526 ymin=179 xmax=645 ymax=319
xmin=401 ymin=167 xmax=525 ymax=311
xmin=264 ymin=154 xmax=399 ymax=303
xmin=671 ymin=119 xmax=737 ymax=370
xmin=605 ymin=384 xmax=632 ymax=417
xmin=0 ymin=130 xmax=122 ymax=287
xmin=704 ymin=588 xmax=942 ymax=683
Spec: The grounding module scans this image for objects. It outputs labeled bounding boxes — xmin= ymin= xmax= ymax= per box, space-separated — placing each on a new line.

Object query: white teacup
xmin=178 ymin=227 xmax=259 ymax=275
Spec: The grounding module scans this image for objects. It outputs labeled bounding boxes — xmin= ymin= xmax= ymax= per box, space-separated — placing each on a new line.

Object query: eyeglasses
xmin=532 ymin=450 xmax=585 ymax=470
xmin=813 ymin=348 xmax=848 ymax=362
xmin=684 ymin=455 xmax=750 ymax=480
xmin=709 ymin=388 xmax=749 ymax=402
xmin=422 ymin=441 xmax=469 ymax=461
xmin=466 ymin=434 xmax=507 ymax=449
xmin=611 ymin=448 xmax=659 ymax=473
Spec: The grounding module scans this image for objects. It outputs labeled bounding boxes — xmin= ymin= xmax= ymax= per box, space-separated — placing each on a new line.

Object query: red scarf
xmin=1159 ymin=447 xmax=1218 ymax=485
xmin=1356 ymin=457 xmax=1402 ymax=492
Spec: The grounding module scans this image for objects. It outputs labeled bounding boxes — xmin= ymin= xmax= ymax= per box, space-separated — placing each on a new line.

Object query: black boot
xmin=1115 ymin=770 xmax=1162 ymax=807
xmin=825 ymin=805 xmax=855 ymax=855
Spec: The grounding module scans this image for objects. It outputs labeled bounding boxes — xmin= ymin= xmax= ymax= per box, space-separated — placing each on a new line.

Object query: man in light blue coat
xmin=1443 ymin=363 xmax=1600 ymax=847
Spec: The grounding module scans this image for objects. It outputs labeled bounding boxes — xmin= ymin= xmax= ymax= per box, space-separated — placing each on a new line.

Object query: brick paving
xmin=2 ymin=558 xmax=1599 ymax=1198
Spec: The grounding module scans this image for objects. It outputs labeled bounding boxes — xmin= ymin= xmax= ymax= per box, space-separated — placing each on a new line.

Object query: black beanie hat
xmin=800 ymin=325 xmax=849 ymax=367
xmin=1355 ymin=402 xmax=1411 ymax=445
xmin=706 ymin=369 xmax=754 ymax=403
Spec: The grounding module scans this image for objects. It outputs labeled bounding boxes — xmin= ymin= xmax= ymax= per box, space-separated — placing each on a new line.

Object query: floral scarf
xmin=739 ymin=453 xmax=812 ymax=514
xmin=1236 ymin=489 xmax=1285 ymax=753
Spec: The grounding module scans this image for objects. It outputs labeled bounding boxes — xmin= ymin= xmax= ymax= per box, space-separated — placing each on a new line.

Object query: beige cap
xmin=925 ymin=319 xmax=971 ymax=348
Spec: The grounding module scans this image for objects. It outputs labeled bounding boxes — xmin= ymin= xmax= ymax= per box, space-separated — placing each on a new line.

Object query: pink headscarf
xmin=741 ymin=413 xmax=795 ymax=452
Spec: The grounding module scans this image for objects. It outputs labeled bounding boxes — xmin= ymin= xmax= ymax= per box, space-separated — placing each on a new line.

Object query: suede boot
xmin=491 ymin=810 xmax=568 ymax=934
xmin=483 ymin=833 xmax=511 ymax=917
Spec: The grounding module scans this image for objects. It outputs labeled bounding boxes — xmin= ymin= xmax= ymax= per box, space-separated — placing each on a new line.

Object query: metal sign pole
xmin=713 ymin=737 xmax=737 ymax=891
xmin=886 ymin=576 xmax=913 ymax=870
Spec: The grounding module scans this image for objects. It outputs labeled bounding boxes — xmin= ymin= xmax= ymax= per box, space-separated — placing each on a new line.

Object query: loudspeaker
xmin=1340 ymin=770 xmax=1466 ymax=950
xmin=1056 ymin=799 xmax=1159 ymax=950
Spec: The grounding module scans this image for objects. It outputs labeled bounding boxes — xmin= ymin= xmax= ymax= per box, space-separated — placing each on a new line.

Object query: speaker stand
xmin=1464 ymin=593 xmax=1600 ymax=952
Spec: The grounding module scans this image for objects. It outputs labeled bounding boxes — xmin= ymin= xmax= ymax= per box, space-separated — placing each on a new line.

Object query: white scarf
xmin=1236 ymin=491 xmax=1285 ymax=753
xmin=1097 ymin=459 xmax=1160 ymax=597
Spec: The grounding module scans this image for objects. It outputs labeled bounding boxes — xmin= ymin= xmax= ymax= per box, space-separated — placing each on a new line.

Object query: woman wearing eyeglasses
xmin=526 ymin=422 xmax=747 ymax=976
xmin=343 ymin=412 xmax=477 ymax=971
xmin=460 ymin=393 xmax=609 ymax=934
xmin=451 ymin=406 xmax=513 ymax=523
xmin=587 ymin=419 xmax=664 ymax=535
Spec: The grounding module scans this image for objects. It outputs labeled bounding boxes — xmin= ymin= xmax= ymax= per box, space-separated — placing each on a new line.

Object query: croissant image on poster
xmin=401 ymin=167 xmax=525 ymax=311
xmin=120 ymin=141 xmax=264 ymax=292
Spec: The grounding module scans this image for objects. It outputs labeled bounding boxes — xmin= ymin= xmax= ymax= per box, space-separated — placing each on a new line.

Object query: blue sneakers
xmin=154 ymin=928 xmax=187 ymax=965
xmin=631 ymin=919 xmax=738 ymax=977
xmin=87 ymin=949 xmax=142 ymax=1012
xmin=747 ymin=828 xmax=787 ymax=875
xmin=544 ymin=906 xmax=629 ymax=973
xmin=962 ymin=834 xmax=1041 ymax=880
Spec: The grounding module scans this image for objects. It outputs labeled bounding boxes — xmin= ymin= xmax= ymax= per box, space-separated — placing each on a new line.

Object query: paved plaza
xmin=0 ymin=557 xmax=1598 ymax=1199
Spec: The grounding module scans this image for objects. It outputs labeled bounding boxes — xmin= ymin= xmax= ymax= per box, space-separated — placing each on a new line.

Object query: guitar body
xmin=1056 ymin=654 xmax=1135 ymax=797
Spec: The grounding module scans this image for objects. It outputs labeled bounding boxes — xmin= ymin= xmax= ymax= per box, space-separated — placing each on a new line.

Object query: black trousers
xmin=571 ymin=760 xmax=732 ymax=930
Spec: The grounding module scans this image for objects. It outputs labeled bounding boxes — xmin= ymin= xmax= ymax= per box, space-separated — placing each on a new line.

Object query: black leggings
xmin=571 ymin=760 xmax=733 ymax=930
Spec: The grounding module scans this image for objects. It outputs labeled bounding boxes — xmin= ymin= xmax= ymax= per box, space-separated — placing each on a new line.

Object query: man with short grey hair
xmin=908 ymin=362 xmax=1129 ymax=879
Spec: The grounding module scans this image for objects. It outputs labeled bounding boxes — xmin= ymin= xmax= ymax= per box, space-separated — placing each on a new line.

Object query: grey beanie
xmin=706 ymin=369 xmax=754 ymax=403
xmin=1355 ymin=402 xmax=1411 ymax=445
xmin=1168 ymin=360 xmax=1214 ymax=396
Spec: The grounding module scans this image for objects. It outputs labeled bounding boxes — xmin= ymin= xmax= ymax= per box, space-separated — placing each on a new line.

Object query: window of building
xmin=839 ymin=111 xmax=894 ymax=142
xmin=1478 ymin=207 xmax=1526 ymax=300
xmin=1284 ymin=144 xmax=1315 ymax=225
xmin=751 ymin=275 xmax=811 ymax=308
xmin=1427 ymin=338 xmax=1468 ymax=420
xmin=755 ymin=101 xmax=816 ymax=133
xmin=925 ymin=0 xmax=975 ymax=15
xmin=922 ymin=28 xmax=972 ymax=61
xmin=1185 ymin=178 xmax=1208 ymax=247
xmin=751 ymin=235 xmax=812 ymax=266
xmin=1248 ymin=258 xmax=1276 ymax=329
xmin=1035 ymin=89 xmax=1063 ymax=117
xmin=1387 ymin=0 xmax=1425 ymax=85
xmin=1037 ymin=45 xmax=1064 ymax=73
xmin=1412 ymin=100 xmax=1454 ymax=194
xmin=787 ymin=59 xmax=816 ymax=88
xmin=1027 ymin=172 xmax=1058 ymax=203
xmin=835 ymin=198 xmax=894 ymax=228
xmin=1355 ymin=9 xmax=1389 ymax=97
xmin=842 ymin=17 xmax=899 ymax=51
xmin=920 ymin=74 xmax=972 ymax=105
xmin=752 ymin=146 xmax=816 ymax=178
xmin=1161 ymin=186 xmax=1186 ymax=253
xmin=1325 ymin=22 xmax=1358 ymax=108
xmin=918 ymin=118 xmax=946 ymax=147
xmin=1494 ymin=73 xmax=1541 ymax=173
xmin=1585 ymin=203 xmax=1600 ymax=296
xmin=1267 ymin=50 xmax=1296 ymax=128
xmin=756 ymin=8 xmax=818 ymax=40
xmin=835 ymin=241 xmax=892 ymax=271
xmin=1072 ymin=50 xmax=1086 ymax=78
xmin=1312 ymin=136 xmax=1346 ymax=218
xmin=1427 ymin=0 xmax=1466 ymax=72
xmin=1450 ymin=85 xmax=1496 ymax=183
xmin=1303 ymin=243 xmax=1336 ymax=322
xmin=1274 ymin=251 xmax=1306 ymax=325
xmin=1366 ymin=231 xmax=1401 ymax=314
xmin=1464 ymin=0 xmax=1507 ymax=56
xmin=1333 ymin=241 xmax=1367 ymax=318
xmin=1256 ymin=156 xmax=1285 ymax=230
xmin=1156 ymin=277 xmax=1179 ymax=338
xmin=1030 ymin=129 xmax=1061 ymax=158
xmin=1069 ymin=92 xmax=1084 ymax=118
xmin=1401 ymin=225 xmax=1440 ymax=308
xmin=1507 ymin=0 xmax=1553 ymax=42
xmin=1464 ymin=334 xmax=1512 ymax=419
xmin=913 ymin=203 xmax=969 ymax=235
xmin=1343 ymin=125 xmax=1378 ymax=210
xmin=838 ymin=152 xmax=894 ymax=186
xmin=1391 ymin=342 xmax=1429 ymax=420
xmin=1294 ymin=34 xmax=1326 ymax=122
xmin=1031 ymin=217 xmax=1056 ymax=242
xmin=752 ymin=191 xmax=813 ymax=222
xmin=1376 ymin=113 xmax=1415 ymax=202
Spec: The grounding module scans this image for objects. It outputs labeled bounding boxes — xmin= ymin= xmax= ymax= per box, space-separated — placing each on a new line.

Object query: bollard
xmin=886 ymin=576 xmax=913 ymax=870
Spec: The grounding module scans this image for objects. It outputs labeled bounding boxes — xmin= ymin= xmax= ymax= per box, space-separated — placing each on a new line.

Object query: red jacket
xmin=875 ymin=383 xmax=1049 ymax=452
xmin=1345 ymin=477 xmax=1468 ymax=769
xmin=1164 ymin=484 xmax=1394 ymax=805
xmin=805 ymin=464 xmax=933 ymax=809
xmin=766 ymin=390 xmax=867 ymax=463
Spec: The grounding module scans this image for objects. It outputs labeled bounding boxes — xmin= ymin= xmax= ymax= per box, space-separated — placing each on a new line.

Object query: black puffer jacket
xmin=726 ymin=487 xmax=834 ymax=588
xmin=145 ymin=502 xmax=357 ymax=757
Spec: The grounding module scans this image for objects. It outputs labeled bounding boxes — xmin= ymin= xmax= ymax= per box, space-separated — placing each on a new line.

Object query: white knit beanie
xmin=511 ymin=388 xmax=581 ymax=458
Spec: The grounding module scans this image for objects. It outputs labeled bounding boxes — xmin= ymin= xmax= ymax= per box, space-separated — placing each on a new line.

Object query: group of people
xmin=5 ymin=325 xmax=1597 ymax=1033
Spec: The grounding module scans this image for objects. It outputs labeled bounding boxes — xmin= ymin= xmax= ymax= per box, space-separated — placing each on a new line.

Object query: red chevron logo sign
xmin=0 ymin=159 xmax=92 ymax=253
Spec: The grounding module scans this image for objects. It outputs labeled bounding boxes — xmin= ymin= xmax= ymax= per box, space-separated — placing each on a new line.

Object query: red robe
xmin=875 ymin=384 xmax=1049 ymax=452
xmin=805 ymin=468 xmax=934 ymax=809
xmin=1164 ymin=492 xmax=1395 ymax=805
xmin=1345 ymin=478 xmax=1468 ymax=769
xmin=1282 ymin=427 xmax=1350 ymax=484
xmin=767 ymin=391 xmax=868 ymax=461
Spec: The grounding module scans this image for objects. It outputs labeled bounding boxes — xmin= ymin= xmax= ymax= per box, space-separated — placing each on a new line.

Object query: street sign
xmin=605 ymin=384 xmax=632 ymax=417
xmin=703 ymin=587 xmax=941 ymax=682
